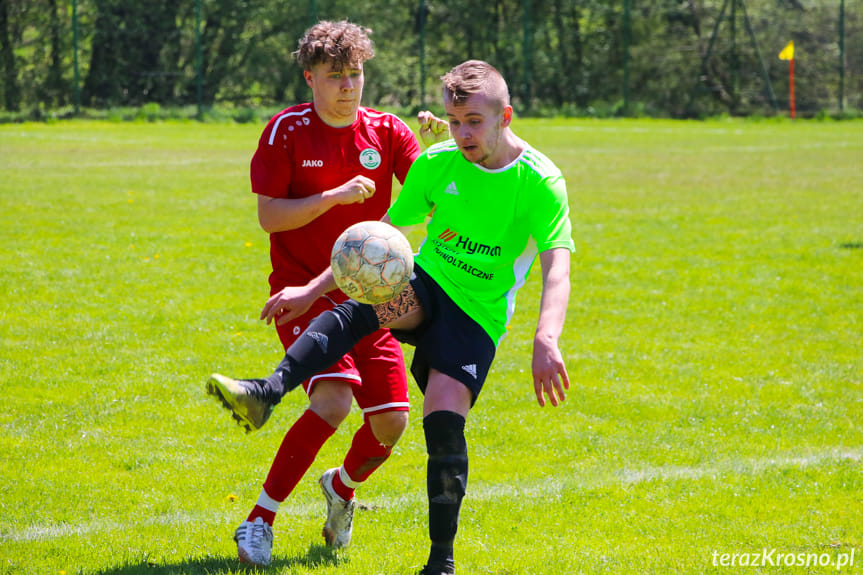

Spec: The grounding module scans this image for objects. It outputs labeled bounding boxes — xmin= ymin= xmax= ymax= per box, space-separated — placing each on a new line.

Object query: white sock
xmin=256 ymin=489 xmax=281 ymax=513
xmin=338 ymin=466 xmax=361 ymax=490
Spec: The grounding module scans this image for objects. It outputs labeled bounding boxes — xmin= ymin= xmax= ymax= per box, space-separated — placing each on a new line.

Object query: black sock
xmin=423 ymin=410 xmax=467 ymax=571
xmin=427 ymin=542 xmax=456 ymax=573
xmin=264 ymin=300 xmax=379 ymax=398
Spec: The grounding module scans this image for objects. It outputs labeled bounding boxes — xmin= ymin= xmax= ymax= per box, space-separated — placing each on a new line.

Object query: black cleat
xmin=418 ymin=564 xmax=455 ymax=575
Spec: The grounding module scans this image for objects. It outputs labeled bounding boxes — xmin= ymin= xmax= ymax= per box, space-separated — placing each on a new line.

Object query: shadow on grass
xmin=95 ymin=543 xmax=345 ymax=574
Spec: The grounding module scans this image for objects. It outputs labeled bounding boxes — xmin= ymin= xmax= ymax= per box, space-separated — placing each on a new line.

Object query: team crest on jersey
xmin=359 ymin=148 xmax=381 ymax=169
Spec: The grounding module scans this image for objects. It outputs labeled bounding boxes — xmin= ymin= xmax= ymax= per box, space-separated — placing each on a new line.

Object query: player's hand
xmin=531 ymin=336 xmax=570 ymax=407
xmin=330 ymin=175 xmax=376 ymax=205
xmin=260 ymin=285 xmax=317 ymax=326
xmin=418 ymin=111 xmax=449 ymax=147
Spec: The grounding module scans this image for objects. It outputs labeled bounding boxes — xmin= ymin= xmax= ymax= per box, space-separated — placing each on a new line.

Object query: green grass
xmin=1 ymin=118 xmax=861 ymax=574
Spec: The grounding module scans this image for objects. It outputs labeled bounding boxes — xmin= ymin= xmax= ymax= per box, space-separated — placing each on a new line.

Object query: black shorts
xmin=390 ymin=264 xmax=496 ymax=404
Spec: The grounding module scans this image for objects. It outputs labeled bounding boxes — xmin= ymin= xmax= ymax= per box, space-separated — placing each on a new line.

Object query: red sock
xmin=332 ymin=420 xmax=393 ymax=501
xmin=246 ymin=504 xmax=276 ymax=526
xmin=246 ymin=489 xmax=280 ymax=526
xmin=260 ymin=409 xmax=336 ymax=503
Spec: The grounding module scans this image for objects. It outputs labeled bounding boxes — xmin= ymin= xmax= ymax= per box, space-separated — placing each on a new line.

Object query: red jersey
xmin=250 ymin=103 xmax=421 ymax=298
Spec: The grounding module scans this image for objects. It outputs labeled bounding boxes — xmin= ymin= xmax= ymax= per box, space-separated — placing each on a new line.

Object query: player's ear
xmin=501 ymin=105 xmax=513 ymax=127
xmin=303 ymin=69 xmax=314 ymax=88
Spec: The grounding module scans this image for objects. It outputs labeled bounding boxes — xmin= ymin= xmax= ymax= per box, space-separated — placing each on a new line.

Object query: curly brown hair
xmin=441 ymin=60 xmax=510 ymax=112
xmin=293 ymin=20 xmax=375 ymax=71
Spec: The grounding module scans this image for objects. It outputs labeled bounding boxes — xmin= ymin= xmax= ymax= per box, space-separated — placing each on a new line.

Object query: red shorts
xmin=275 ymin=297 xmax=409 ymax=417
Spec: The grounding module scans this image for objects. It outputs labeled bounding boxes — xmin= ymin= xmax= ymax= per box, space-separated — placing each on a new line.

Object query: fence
xmin=0 ymin=0 xmax=859 ymax=118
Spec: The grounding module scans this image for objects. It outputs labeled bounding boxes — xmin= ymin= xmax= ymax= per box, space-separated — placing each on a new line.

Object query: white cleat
xmin=319 ymin=468 xmax=356 ymax=548
xmin=234 ymin=517 xmax=273 ymax=566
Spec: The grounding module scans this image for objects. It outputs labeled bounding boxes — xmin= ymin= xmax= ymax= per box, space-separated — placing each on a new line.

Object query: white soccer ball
xmin=331 ymin=220 xmax=414 ymax=305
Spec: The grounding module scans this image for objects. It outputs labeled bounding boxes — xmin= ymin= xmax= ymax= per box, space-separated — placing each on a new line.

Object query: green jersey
xmin=388 ymin=140 xmax=574 ymax=345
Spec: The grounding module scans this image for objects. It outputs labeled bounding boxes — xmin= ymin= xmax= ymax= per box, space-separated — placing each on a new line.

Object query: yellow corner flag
xmin=779 ymin=41 xmax=795 ymax=61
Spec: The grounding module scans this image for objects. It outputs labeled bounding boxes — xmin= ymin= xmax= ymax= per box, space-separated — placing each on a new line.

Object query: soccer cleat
xmin=234 ymin=517 xmax=274 ymax=566
xmin=319 ymin=468 xmax=356 ymax=548
xmin=206 ymin=373 xmax=274 ymax=432
xmin=417 ymin=565 xmax=455 ymax=575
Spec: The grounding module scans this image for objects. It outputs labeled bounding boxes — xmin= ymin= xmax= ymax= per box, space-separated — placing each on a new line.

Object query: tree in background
xmin=1 ymin=0 xmax=22 ymax=111
xmin=0 ymin=0 xmax=859 ymax=117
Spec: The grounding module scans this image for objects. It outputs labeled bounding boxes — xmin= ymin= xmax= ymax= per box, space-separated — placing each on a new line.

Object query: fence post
xmin=73 ymin=0 xmax=80 ymax=114
xmin=838 ymin=0 xmax=845 ymax=112
xmin=419 ymin=0 xmax=426 ymax=109
xmin=522 ymin=0 xmax=531 ymax=111
xmin=196 ymin=0 xmax=202 ymax=119
xmin=623 ymin=0 xmax=631 ymax=115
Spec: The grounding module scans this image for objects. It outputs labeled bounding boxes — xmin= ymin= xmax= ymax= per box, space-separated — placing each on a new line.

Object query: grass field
xmin=1 ymin=117 xmax=861 ymax=574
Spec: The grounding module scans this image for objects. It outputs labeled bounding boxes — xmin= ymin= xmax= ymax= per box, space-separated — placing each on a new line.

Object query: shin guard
xmin=423 ymin=410 xmax=468 ymax=548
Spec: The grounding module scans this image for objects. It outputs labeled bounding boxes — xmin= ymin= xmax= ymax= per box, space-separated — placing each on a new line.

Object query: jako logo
xmin=302 ymin=159 xmax=324 ymax=167
xmin=438 ymin=228 xmax=501 ymax=256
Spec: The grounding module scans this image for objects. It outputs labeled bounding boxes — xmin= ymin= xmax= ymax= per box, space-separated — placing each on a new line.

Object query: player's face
xmin=305 ymin=60 xmax=364 ymax=127
xmin=445 ymin=92 xmax=512 ymax=169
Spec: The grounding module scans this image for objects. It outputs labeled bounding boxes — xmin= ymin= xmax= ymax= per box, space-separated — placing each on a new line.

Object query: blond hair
xmin=441 ymin=60 xmax=510 ymax=111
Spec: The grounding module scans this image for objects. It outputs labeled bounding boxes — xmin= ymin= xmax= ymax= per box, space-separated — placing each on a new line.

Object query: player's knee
xmin=369 ymin=411 xmax=408 ymax=447
xmin=309 ymin=382 xmax=353 ymax=427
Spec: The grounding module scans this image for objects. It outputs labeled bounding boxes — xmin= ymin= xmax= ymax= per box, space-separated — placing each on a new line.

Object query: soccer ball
xmin=331 ymin=220 xmax=414 ymax=305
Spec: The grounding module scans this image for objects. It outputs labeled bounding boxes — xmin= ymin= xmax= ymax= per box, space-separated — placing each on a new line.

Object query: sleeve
xmin=530 ymin=175 xmax=575 ymax=253
xmin=249 ymin=119 xmax=291 ymax=199
xmin=387 ymin=151 xmax=434 ymax=226
xmin=391 ymin=115 xmax=422 ymax=184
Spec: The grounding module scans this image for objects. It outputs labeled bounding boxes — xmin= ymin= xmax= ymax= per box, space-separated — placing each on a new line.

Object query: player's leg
xmin=320 ymin=331 xmax=410 ymax=548
xmin=207 ymin=284 xmax=425 ymax=431
xmin=234 ymin=377 xmax=352 ymax=565
xmin=233 ymin=306 xmax=359 ymax=565
xmin=407 ymin=267 xmax=495 ymax=575
xmin=319 ymin=412 xmax=407 ymax=548
xmin=421 ymin=373 xmax=472 ymax=575
xmin=206 ymin=301 xmax=378 ymax=430
xmin=271 ymin=286 xmax=424 ymax=396
xmin=259 ymin=377 xmax=354 ymax=511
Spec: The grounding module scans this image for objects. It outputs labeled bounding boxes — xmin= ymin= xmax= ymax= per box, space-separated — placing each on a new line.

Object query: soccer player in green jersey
xmin=209 ymin=60 xmax=574 ymax=574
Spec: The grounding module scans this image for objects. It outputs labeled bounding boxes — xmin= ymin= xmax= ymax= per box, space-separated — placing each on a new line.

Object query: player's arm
xmin=261 ymin=201 xmax=421 ymax=326
xmin=257 ymin=175 xmax=377 ymax=233
xmin=531 ymin=247 xmax=571 ymax=407
xmin=380 ymin=213 xmax=428 ymax=247
xmin=261 ymin=267 xmax=338 ymax=326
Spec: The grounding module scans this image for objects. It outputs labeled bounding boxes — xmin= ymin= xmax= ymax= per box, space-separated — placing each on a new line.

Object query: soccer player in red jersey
xmin=207 ymin=20 xmax=446 ymax=566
